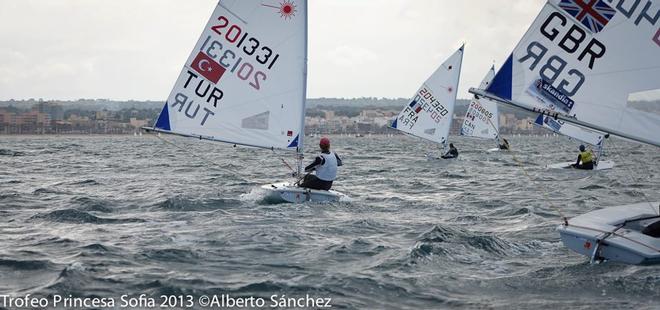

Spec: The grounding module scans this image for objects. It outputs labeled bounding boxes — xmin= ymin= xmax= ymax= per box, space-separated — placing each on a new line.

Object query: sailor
xmin=499 ymin=138 xmax=510 ymax=150
xmin=572 ymin=144 xmax=594 ymax=170
xmin=298 ymin=137 xmax=342 ymax=191
xmin=441 ymin=143 xmax=459 ymax=159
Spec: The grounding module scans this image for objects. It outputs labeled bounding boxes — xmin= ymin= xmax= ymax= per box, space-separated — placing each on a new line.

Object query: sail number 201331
xmin=200 ymin=15 xmax=282 ymax=91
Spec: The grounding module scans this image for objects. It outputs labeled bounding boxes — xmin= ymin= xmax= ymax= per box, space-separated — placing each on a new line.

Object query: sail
xmin=533 ymin=114 xmax=604 ymax=146
xmin=153 ymin=0 xmax=307 ymax=150
xmin=460 ymin=66 xmax=498 ymax=140
xmin=392 ymin=46 xmax=464 ymax=145
xmin=485 ymin=0 xmax=660 ymax=147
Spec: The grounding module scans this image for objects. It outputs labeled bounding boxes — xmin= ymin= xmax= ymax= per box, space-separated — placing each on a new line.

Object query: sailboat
xmin=533 ymin=114 xmax=615 ymax=170
xmin=469 ymin=0 xmax=660 ymax=264
xmin=391 ymin=46 xmax=464 ymax=160
xmin=144 ymin=0 xmax=345 ymax=203
xmin=459 ymin=66 xmax=506 ymax=153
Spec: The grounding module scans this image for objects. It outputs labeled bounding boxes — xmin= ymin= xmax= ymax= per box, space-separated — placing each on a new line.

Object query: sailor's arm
xmin=304 ymin=156 xmax=323 ymax=172
xmin=335 ymin=153 xmax=343 ymax=167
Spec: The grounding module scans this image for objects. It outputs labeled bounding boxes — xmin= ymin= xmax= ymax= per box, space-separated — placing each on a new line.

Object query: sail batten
xmin=393 ymin=46 xmax=464 ymax=146
xmin=153 ymin=0 xmax=307 ymax=151
xmin=477 ymin=0 xmax=660 ymax=148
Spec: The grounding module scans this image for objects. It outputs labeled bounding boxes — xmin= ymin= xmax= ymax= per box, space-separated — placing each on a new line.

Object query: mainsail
xmin=460 ymin=66 xmax=499 ymax=141
xmin=152 ymin=0 xmax=307 ymax=151
xmin=471 ymin=0 xmax=660 ymax=147
xmin=533 ymin=114 xmax=604 ymax=146
xmin=392 ymin=46 xmax=464 ymax=146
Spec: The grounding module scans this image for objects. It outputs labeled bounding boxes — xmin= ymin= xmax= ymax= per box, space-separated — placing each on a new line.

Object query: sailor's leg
xmin=299 ymin=175 xmax=325 ymax=190
xmin=298 ymin=174 xmax=315 ymax=188
xmin=320 ymin=181 xmax=333 ymax=191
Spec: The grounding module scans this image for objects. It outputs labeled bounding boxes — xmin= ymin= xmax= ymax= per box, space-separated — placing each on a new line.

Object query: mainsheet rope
xmin=149 ymin=131 xmax=254 ymax=183
xmin=605 ymin=138 xmax=659 ymax=216
xmin=148 ymin=130 xmax=306 ymax=187
xmin=485 ymin=116 xmax=570 ymax=224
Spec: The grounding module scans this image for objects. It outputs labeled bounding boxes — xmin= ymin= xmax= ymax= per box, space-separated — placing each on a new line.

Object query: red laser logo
xmin=262 ymin=1 xmax=297 ymax=20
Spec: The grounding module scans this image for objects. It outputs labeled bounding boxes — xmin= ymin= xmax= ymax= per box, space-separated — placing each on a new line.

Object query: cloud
xmin=0 ymin=0 xmax=555 ymax=100
xmin=325 ymin=46 xmax=380 ymax=67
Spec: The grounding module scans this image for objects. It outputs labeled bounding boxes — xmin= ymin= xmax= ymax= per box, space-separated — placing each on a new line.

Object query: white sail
xmin=460 ymin=66 xmax=498 ymax=140
xmin=153 ymin=0 xmax=307 ymax=150
xmin=483 ymin=0 xmax=660 ymax=147
xmin=392 ymin=46 xmax=464 ymax=146
xmin=533 ymin=114 xmax=604 ymax=146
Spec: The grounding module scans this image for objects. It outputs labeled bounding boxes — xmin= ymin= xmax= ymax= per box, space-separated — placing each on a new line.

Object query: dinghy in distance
xmin=391 ymin=46 xmax=464 ymax=161
xmin=534 ymin=115 xmax=615 ymax=171
xmin=486 ymin=147 xmax=504 ymax=154
xmin=424 ymin=154 xmax=459 ymax=163
xmin=144 ymin=0 xmax=346 ymax=203
xmin=545 ymin=160 xmax=615 ymax=171
xmin=460 ymin=66 xmax=510 ymax=153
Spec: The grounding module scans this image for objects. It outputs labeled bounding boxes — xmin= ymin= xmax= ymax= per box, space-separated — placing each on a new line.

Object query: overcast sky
xmin=0 ymin=0 xmax=549 ymax=101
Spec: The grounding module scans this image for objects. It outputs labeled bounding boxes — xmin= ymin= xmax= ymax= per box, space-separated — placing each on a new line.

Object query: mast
xmin=469 ymin=88 xmax=660 ymax=149
xmin=447 ymin=44 xmax=465 ymax=151
xmin=297 ymin=0 xmax=309 ymax=175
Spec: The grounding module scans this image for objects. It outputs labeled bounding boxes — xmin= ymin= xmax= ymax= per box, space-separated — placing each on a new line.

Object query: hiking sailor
xmin=499 ymin=138 xmax=510 ymax=150
xmin=298 ymin=137 xmax=342 ymax=190
xmin=572 ymin=144 xmax=595 ymax=170
xmin=441 ymin=143 xmax=459 ymax=159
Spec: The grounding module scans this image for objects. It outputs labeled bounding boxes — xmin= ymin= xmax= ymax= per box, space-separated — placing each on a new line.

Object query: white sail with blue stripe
xmin=392 ymin=46 xmax=464 ymax=146
xmin=460 ymin=66 xmax=499 ymax=141
xmin=151 ymin=0 xmax=307 ymax=151
xmin=533 ymin=114 xmax=604 ymax=147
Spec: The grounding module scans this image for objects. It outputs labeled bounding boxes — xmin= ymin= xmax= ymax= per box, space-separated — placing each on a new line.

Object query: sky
xmin=0 ymin=0 xmax=550 ymax=101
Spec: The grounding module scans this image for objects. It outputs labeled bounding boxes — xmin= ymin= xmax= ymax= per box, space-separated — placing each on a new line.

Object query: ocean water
xmin=0 ymin=135 xmax=659 ymax=309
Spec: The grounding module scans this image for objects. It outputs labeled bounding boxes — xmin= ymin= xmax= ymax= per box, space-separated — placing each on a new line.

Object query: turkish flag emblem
xmin=190 ymin=52 xmax=226 ymax=84
xmin=654 ymin=28 xmax=660 ymax=48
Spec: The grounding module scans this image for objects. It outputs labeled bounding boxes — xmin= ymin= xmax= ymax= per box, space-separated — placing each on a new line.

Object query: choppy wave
xmin=0 ymin=148 xmax=25 ymax=156
xmin=31 ymin=209 xmax=145 ymax=224
xmin=0 ymin=135 xmax=658 ymax=308
xmin=0 ymin=258 xmax=55 ymax=271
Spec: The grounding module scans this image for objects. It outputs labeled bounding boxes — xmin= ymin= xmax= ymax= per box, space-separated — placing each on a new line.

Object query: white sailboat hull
xmin=261 ymin=182 xmax=345 ymax=203
xmin=425 ymin=154 xmax=458 ymax=163
xmin=546 ymin=160 xmax=615 ymax=171
xmin=557 ymin=202 xmax=660 ymax=265
xmin=486 ymin=147 xmax=503 ymax=153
